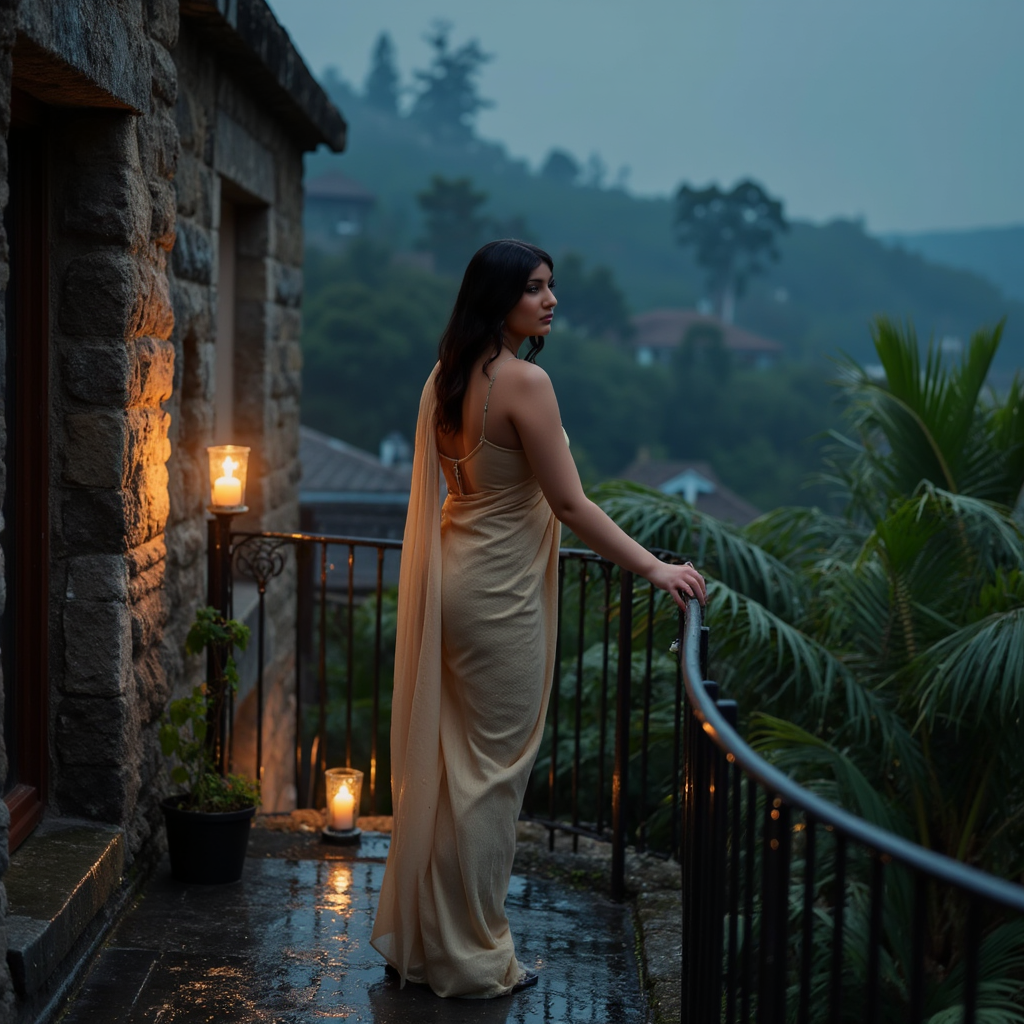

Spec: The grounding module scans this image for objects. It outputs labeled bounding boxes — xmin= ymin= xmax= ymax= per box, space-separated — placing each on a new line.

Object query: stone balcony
xmin=51 ymin=815 xmax=682 ymax=1023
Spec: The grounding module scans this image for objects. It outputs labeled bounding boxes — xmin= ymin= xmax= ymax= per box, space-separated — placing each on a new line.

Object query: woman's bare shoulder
xmin=501 ymin=358 xmax=552 ymax=391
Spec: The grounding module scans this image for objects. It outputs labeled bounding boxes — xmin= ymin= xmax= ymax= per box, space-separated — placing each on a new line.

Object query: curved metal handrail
xmin=679 ymin=597 xmax=1024 ymax=913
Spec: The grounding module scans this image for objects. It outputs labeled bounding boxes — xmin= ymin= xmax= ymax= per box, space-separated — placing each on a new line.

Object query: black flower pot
xmin=161 ymin=797 xmax=256 ymax=884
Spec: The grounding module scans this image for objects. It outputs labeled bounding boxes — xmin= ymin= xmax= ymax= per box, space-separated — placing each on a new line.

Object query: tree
xmin=552 ymin=252 xmax=632 ymax=339
xmin=596 ymin=318 xmax=1024 ymax=1020
xmin=301 ymin=241 xmax=455 ymax=451
xmin=673 ymin=178 xmax=788 ymax=323
xmin=409 ymin=22 xmax=492 ymax=144
xmin=364 ymin=33 xmax=401 ymax=114
xmin=539 ymin=149 xmax=581 ymax=186
xmin=415 ymin=175 xmax=489 ymax=276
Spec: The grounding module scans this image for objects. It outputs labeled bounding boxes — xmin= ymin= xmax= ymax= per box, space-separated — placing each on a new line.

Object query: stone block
xmin=63 ymin=410 xmax=127 ymax=489
xmin=149 ymin=39 xmax=176 ymax=105
xmin=171 ymin=217 xmax=212 ymax=285
xmin=63 ymin=163 xmax=151 ymax=249
xmin=136 ymin=103 xmax=178 ymax=181
xmin=124 ymin=457 xmax=171 ymax=548
xmin=16 ymin=2 xmax=150 ymax=114
xmin=145 ymin=0 xmax=179 ymax=49
xmin=135 ymin=262 xmax=174 ymax=340
xmin=273 ymin=262 xmax=303 ymax=308
xmin=63 ymin=340 xmax=132 ymax=406
xmin=55 ymin=696 xmax=133 ymax=766
xmin=54 ymin=763 xmax=139 ymax=824
xmin=126 ymin=534 xmax=167 ymax=579
xmin=273 ymin=211 xmax=303 ymax=265
xmin=213 ymin=110 xmax=274 ymax=204
xmin=5 ymin=822 xmax=124 ymax=996
xmin=173 ymin=90 xmax=199 ymax=158
xmin=132 ymin=336 xmax=175 ymax=407
xmin=59 ymin=251 xmax=140 ymax=339
xmin=62 ymin=108 xmax=140 ymax=169
xmin=129 ymin=587 xmax=166 ymax=657
xmin=172 ymin=151 xmax=202 ymax=220
xmin=134 ymin=645 xmax=170 ymax=722
xmin=61 ymin=488 xmax=127 ymax=554
xmin=63 ymin=601 xmax=132 ymax=697
xmin=67 ymin=554 xmax=129 ymax=602
xmin=148 ymin=177 xmax=176 ymax=251
xmin=126 ymin=407 xmax=172 ymax=471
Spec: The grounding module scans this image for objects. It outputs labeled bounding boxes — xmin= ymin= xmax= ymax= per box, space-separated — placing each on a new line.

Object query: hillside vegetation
xmin=309 ymin=71 xmax=1023 ymax=372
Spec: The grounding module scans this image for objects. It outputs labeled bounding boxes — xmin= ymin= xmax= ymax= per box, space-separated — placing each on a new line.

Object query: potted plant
xmin=160 ymin=606 xmax=261 ymax=884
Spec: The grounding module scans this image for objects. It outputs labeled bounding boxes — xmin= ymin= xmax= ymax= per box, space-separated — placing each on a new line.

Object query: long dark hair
xmin=435 ymin=239 xmax=554 ymax=435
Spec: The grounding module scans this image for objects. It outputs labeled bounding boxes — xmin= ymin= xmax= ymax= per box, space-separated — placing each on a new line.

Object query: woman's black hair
xmin=435 ymin=239 xmax=554 ymax=436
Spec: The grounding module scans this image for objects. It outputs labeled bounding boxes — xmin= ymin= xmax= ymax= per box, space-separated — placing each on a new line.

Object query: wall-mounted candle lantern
xmin=207 ymin=445 xmax=250 ymax=513
xmin=323 ymin=767 xmax=363 ymax=844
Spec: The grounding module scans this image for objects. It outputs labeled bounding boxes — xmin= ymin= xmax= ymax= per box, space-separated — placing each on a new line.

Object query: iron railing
xmin=677 ymin=597 xmax=1024 ymax=1023
xmin=206 ymin=521 xmax=685 ymax=899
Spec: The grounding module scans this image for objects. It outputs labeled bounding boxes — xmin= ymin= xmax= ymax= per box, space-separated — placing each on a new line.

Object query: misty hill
xmin=309 ymin=74 xmax=1023 ymax=372
xmin=881 ymin=226 xmax=1024 ymax=304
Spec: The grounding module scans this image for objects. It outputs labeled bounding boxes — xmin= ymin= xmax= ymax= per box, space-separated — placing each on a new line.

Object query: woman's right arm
xmin=508 ymin=364 xmax=706 ymax=608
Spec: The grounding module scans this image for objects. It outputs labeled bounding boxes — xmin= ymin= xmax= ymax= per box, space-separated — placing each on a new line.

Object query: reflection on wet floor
xmin=58 ymin=830 xmax=646 ymax=1023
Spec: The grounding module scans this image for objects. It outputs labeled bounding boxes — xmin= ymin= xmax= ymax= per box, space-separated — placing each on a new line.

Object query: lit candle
xmin=212 ymin=456 xmax=242 ymax=507
xmin=329 ymin=784 xmax=355 ymax=831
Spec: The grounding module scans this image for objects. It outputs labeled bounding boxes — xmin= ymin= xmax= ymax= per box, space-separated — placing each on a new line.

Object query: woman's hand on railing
xmin=646 ymin=560 xmax=706 ymax=609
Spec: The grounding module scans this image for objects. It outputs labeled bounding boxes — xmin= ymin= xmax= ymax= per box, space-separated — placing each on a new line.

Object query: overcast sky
xmin=266 ymin=0 xmax=1023 ymax=234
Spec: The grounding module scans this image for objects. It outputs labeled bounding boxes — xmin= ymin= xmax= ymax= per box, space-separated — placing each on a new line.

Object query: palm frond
xmin=745 ymin=504 xmax=867 ymax=567
xmin=592 ymin=480 xmax=806 ymax=617
xmin=913 ymin=608 xmax=1024 ymax=728
xmin=750 ymin=713 xmax=908 ymax=835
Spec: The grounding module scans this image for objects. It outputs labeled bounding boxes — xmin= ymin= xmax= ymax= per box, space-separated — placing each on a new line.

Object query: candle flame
xmin=221 ymin=455 xmax=239 ymax=479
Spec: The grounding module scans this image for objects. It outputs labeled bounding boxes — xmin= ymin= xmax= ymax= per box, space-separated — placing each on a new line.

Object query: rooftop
xmin=632 ymin=309 xmax=784 ymax=356
xmin=618 ymin=458 xmax=761 ymax=526
xmin=300 ymin=426 xmax=411 ymax=501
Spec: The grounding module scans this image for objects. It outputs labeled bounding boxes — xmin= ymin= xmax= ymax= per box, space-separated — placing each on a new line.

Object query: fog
xmin=265 ymin=0 xmax=1023 ymax=234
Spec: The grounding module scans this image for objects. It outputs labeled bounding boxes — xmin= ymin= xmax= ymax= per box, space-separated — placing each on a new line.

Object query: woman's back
xmin=437 ymin=357 xmax=534 ymax=497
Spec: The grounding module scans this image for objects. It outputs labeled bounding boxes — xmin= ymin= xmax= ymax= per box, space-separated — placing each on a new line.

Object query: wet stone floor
xmin=57 ymin=829 xmax=647 ymax=1023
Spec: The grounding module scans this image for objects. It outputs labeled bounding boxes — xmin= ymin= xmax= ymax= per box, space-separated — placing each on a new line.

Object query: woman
xmin=370 ymin=240 xmax=706 ymax=998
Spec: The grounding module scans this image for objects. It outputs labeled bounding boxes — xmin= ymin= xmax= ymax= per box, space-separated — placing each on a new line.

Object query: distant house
xmin=299 ymin=426 xmax=410 ymax=592
xmin=632 ymin=309 xmax=783 ymax=370
xmin=619 ymin=457 xmax=761 ymax=526
xmin=304 ymin=170 xmax=376 ymax=250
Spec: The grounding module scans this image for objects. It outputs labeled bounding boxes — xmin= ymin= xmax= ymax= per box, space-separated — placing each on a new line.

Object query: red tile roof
xmin=631 ymin=309 xmax=783 ymax=355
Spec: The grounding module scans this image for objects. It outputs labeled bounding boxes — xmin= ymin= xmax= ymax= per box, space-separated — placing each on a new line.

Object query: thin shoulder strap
xmin=480 ymin=357 xmax=515 ymax=442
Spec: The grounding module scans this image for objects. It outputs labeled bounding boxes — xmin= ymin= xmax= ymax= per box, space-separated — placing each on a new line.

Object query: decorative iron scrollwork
xmin=233 ymin=536 xmax=288 ymax=593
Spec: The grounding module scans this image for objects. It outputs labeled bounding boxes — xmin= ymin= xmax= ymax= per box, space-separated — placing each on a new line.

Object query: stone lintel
xmin=13 ymin=1 xmax=151 ymax=114
xmin=5 ymin=821 xmax=125 ymax=997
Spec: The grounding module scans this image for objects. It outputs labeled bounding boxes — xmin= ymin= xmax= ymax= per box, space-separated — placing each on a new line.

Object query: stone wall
xmin=169 ymin=17 xmax=306 ymax=811
xmin=0 ymin=0 xmax=332 ymax=1014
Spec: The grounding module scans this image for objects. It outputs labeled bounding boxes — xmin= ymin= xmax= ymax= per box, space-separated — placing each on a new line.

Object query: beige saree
xmin=370 ymin=365 xmax=560 ymax=997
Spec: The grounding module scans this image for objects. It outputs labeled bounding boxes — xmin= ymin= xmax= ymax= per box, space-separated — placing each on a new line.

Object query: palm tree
xmin=596 ymin=317 xmax=1024 ymax=1019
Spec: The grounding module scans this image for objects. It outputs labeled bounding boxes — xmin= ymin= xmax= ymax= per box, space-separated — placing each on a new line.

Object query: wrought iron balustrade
xmin=676 ymin=597 xmax=1024 ymax=1024
xmin=206 ymin=523 xmax=686 ymax=899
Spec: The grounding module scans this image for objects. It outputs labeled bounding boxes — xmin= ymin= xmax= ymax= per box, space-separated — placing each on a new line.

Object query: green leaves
xmin=834 ymin=317 xmax=1024 ymax=512
xmin=164 ymin=609 xmax=259 ymax=813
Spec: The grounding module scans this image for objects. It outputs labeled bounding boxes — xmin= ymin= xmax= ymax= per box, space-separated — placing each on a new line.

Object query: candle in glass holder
xmin=329 ymin=784 xmax=355 ymax=831
xmin=213 ymin=455 xmax=242 ymax=507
